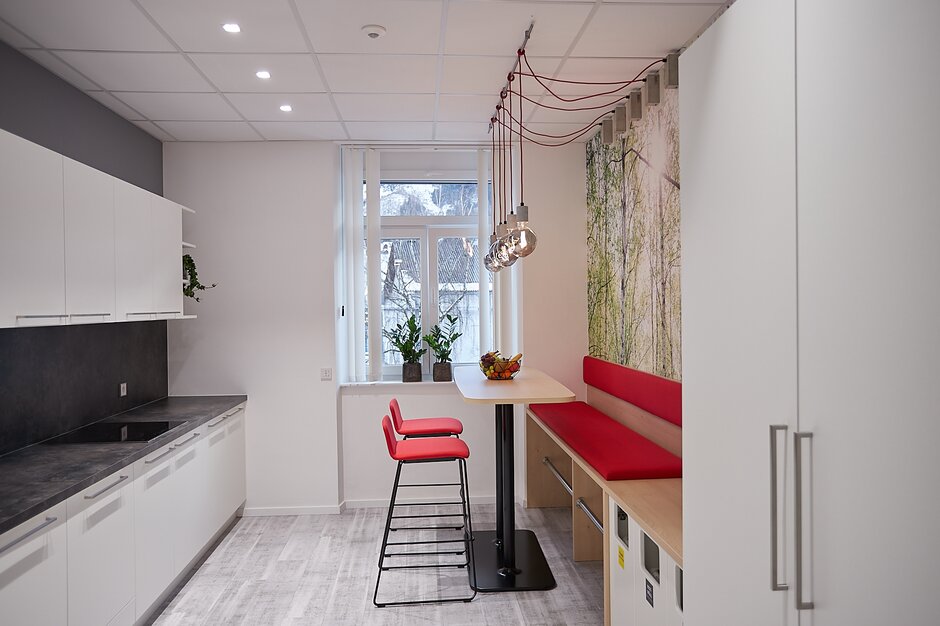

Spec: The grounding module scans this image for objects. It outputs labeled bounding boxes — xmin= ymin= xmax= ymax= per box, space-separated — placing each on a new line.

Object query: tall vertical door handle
xmin=770 ymin=424 xmax=789 ymax=591
xmin=794 ymin=431 xmax=815 ymax=610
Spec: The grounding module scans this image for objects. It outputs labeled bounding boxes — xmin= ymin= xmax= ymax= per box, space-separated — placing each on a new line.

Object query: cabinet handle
xmin=172 ymin=432 xmax=200 ymax=449
xmin=226 ymin=407 xmax=244 ymax=417
xmin=16 ymin=314 xmax=68 ymax=319
xmin=794 ymin=432 xmax=815 ymax=610
xmin=770 ymin=425 xmax=789 ymax=591
xmin=84 ymin=475 xmax=129 ymax=500
xmin=575 ymin=498 xmax=604 ymax=534
xmin=0 ymin=516 xmax=58 ymax=556
xmin=69 ymin=313 xmax=112 ymax=317
xmin=144 ymin=447 xmax=174 ymax=464
xmin=127 ymin=311 xmax=181 ymax=316
xmin=208 ymin=416 xmax=228 ymax=428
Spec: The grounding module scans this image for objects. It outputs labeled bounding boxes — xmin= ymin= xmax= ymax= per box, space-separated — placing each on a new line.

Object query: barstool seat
xmin=390 ymin=436 xmax=469 ymax=462
xmin=390 ymin=398 xmax=463 ymax=437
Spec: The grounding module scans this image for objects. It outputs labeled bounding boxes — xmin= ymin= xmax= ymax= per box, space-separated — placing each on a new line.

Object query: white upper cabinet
xmin=64 ymin=158 xmax=116 ymax=323
xmin=115 ymin=179 xmax=155 ymax=320
xmin=151 ymin=195 xmax=183 ymax=317
xmin=0 ymin=129 xmax=66 ymax=328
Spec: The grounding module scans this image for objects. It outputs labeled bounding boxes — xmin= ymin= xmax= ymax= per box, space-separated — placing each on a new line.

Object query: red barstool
xmin=389 ymin=397 xmax=463 ymax=438
xmin=373 ymin=415 xmax=476 ymax=607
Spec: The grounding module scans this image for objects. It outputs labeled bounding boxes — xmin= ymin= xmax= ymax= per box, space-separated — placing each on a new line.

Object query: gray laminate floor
xmin=152 ymin=504 xmax=603 ymax=625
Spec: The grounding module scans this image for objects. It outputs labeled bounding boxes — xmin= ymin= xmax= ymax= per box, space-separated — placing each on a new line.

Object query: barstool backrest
xmin=389 ymin=398 xmax=404 ymax=432
xmin=382 ymin=415 xmax=398 ymax=458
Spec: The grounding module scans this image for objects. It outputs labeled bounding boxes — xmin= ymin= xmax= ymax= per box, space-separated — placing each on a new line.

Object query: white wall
xmin=165 ymin=141 xmax=342 ymax=515
xmin=520 ymin=142 xmax=588 ymax=400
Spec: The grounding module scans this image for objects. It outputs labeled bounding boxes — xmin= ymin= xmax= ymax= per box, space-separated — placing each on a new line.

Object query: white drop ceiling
xmin=0 ymin=0 xmax=724 ymax=143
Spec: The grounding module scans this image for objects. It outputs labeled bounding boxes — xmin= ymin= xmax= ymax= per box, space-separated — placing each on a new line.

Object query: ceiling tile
xmin=319 ymin=54 xmax=437 ymax=93
xmin=133 ymin=121 xmax=176 ymax=142
xmin=333 ymin=93 xmax=434 ymax=122
xmin=86 ymin=91 xmax=147 ymax=120
xmin=524 ymin=101 xmax=610 ymax=126
xmin=137 ymin=0 xmax=307 ymax=53
xmin=544 ymin=57 xmax=663 ymax=96
xmin=434 ymin=121 xmax=490 ymax=142
xmin=572 ymin=3 xmax=722 ymax=57
xmin=437 ymin=94 xmax=500 ymax=122
xmin=444 ymin=2 xmax=592 ymax=57
xmin=114 ymin=92 xmax=240 ymax=121
xmin=0 ymin=17 xmax=39 ymax=48
xmin=345 ymin=122 xmax=433 ymax=141
xmin=156 ymin=121 xmax=261 ymax=141
xmin=252 ymin=121 xmax=347 ymax=141
xmin=440 ymin=55 xmax=553 ymax=96
xmin=295 ymin=0 xmax=442 ymax=55
xmin=22 ymin=50 xmax=100 ymax=90
xmin=55 ymin=51 xmax=213 ymax=92
xmin=226 ymin=93 xmax=337 ymax=121
xmin=0 ymin=0 xmax=174 ymax=51
xmin=189 ymin=53 xmax=325 ymax=93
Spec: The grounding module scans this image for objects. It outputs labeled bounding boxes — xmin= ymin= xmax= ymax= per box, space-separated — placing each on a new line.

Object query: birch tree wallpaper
xmin=587 ymin=88 xmax=681 ymax=380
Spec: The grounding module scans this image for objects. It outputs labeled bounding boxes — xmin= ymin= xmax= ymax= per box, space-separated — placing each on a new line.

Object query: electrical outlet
xmin=120 ymin=382 xmax=127 ymax=397
xmin=320 ymin=368 xmax=333 ymax=381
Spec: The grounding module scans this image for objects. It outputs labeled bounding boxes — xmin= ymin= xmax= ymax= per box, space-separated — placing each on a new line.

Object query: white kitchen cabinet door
xmin=609 ymin=497 xmax=635 ymax=626
xmin=133 ymin=441 xmax=178 ymax=620
xmin=0 ymin=129 xmax=66 ymax=328
xmin=150 ymin=195 xmax=183 ymax=317
xmin=635 ymin=530 xmax=671 ymax=626
xmin=115 ymin=179 xmax=153 ymax=321
xmin=224 ymin=407 xmax=247 ymax=515
xmin=0 ymin=502 xmax=68 ymax=626
xmin=795 ymin=2 xmax=940 ymax=625
xmin=172 ymin=429 xmax=211 ymax=570
xmin=64 ymin=158 xmax=116 ymax=324
xmin=204 ymin=411 xmax=233 ymax=534
xmin=680 ymin=0 xmax=800 ymax=624
xmin=67 ymin=469 xmax=136 ymax=626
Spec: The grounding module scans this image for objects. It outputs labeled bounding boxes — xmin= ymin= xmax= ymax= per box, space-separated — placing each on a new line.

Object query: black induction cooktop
xmin=45 ymin=421 xmax=186 ymax=444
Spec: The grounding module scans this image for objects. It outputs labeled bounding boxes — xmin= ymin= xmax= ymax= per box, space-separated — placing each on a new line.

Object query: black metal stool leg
xmin=373 ymin=461 xmax=403 ymax=607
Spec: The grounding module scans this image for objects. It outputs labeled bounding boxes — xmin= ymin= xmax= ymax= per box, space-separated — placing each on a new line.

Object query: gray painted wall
xmin=0 ymin=41 xmax=163 ymax=194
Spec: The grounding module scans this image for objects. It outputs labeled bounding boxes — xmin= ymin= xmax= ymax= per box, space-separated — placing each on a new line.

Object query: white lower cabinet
xmin=133 ymin=440 xmax=179 ymax=620
xmin=0 ymin=502 xmax=68 ymax=626
xmin=609 ymin=496 xmax=636 ymax=626
xmin=173 ymin=428 xmax=211 ymax=570
xmin=67 ymin=469 xmax=136 ymax=626
xmin=205 ymin=406 xmax=247 ymax=534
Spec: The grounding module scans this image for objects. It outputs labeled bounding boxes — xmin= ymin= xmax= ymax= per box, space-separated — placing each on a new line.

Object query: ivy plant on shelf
xmin=423 ymin=314 xmax=463 ymax=382
xmin=383 ymin=314 xmax=427 ymax=382
xmin=182 ymin=254 xmax=217 ymax=302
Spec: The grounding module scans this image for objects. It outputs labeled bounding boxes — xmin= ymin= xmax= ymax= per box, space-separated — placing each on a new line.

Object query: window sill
xmin=340 ymin=378 xmax=458 ymax=395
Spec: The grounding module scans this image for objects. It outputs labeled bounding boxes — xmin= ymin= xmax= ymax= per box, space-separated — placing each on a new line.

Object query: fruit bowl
xmin=479 ymin=351 xmax=522 ymax=380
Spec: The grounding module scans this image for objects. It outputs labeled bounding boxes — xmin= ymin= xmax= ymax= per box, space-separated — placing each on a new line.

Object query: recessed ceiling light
xmin=222 ymin=23 xmax=241 ymax=33
xmin=255 ymin=70 xmax=271 ymax=80
xmin=280 ymin=104 xmax=292 ymax=112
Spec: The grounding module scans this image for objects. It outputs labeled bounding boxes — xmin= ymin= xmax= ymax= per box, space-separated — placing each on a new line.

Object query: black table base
xmin=469 ymin=529 xmax=556 ymax=592
xmin=470 ymin=403 xmax=556 ymax=592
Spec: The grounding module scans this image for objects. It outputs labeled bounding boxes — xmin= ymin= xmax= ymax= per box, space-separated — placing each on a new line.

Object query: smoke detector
xmin=361 ymin=24 xmax=387 ymax=39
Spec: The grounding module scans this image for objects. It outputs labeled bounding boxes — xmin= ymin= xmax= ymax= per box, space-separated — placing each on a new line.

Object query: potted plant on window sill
xmin=383 ymin=314 xmax=427 ymax=382
xmin=423 ymin=314 xmax=462 ymax=382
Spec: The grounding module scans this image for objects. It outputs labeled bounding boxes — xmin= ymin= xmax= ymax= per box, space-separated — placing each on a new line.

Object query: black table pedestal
xmin=470 ymin=403 xmax=556 ymax=592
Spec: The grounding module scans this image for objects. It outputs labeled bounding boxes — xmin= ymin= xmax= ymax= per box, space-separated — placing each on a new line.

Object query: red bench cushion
xmin=583 ymin=356 xmax=682 ymax=427
xmin=529 ymin=401 xmax=682 ymax=480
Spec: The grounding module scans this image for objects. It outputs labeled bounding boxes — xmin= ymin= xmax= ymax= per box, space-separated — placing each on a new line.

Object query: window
xmin=363 ymin=181 xmax=492 ymax=377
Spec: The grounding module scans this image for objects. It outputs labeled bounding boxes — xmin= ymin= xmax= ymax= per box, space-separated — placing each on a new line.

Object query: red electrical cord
xmin=521 ymin=53 xmax=663 ymax=103
xmin=509 ymin=89 xmax=628 ymax=112
xmin=518 ymin=54 xmax=524 ymax=204
xmin=503 ymin=107 xmax=612 ymax=139
xmin=507 ymin=80 xmax=513 ymax=214
xmin=490 ymin=121 xmax=497 ymax=234
xmin=497 ymin=116 xmax=602 ymax=148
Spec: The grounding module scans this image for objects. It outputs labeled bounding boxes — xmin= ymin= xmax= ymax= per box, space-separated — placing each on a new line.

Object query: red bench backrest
xmin=583 ymin=356 xmax=682 ymax=427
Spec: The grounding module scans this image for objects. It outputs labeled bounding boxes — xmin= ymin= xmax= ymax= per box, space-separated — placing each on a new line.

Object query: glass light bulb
xmin=484 ymin=251 xmax=502 ymax=272
xmin=495 ymin=234 xmax=517 ymax=266
xmin=512 ymin=222 xmax=538 ymax=257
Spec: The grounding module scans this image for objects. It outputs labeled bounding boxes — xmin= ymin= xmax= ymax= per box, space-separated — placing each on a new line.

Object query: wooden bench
xmin=525 ymin=356 xmax=683 ymax=624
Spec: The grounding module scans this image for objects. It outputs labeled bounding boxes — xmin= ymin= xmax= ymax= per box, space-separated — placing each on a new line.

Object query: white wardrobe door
xmin=680 ymin=0 xmax=799 ymax=624
xmin=796 ymin=1 xmax=940 ymax=624
xmin=64 ymin=158 xmax=116 ymax=322
xmin=0 ymin=129 xmax=66 ymax=327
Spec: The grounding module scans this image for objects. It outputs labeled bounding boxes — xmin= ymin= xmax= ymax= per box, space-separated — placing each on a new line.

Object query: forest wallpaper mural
xmin=587 ymin=88 xmax=681 ymax=380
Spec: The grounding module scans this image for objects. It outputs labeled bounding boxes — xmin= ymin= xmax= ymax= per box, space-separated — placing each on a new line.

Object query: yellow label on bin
xmin=618 ymin=546 xmax=625 ymax=569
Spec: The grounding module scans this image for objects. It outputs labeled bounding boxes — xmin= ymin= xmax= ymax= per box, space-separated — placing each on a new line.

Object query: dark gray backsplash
xmin=0 ymin=322 xmax=169 ymax=456
xmin=0 ymin=40 xmax=163 ymax=194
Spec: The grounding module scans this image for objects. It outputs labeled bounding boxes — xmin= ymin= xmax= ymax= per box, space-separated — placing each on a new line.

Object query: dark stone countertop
xmin=0 ymin=395 xmax=247 ymax=536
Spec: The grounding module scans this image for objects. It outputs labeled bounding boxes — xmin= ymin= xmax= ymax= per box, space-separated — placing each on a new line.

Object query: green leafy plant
xmin=182 ymin=254 xmax=217 ymax=302
xmin=423 ymin=314 xmax=463 ymax=363
xmin=383 ymin=314 xmax=427 ymax=364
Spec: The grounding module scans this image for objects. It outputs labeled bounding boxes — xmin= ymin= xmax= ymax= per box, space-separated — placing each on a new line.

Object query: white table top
xmin=453 ymin=365 xmax=576 ymax=405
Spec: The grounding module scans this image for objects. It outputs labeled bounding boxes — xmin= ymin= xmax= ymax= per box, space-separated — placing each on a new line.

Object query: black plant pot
xmin=402 ymin=362 xmax=422 ymax=382
xmin=432 ymin=362 xmax=452 ymax=382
